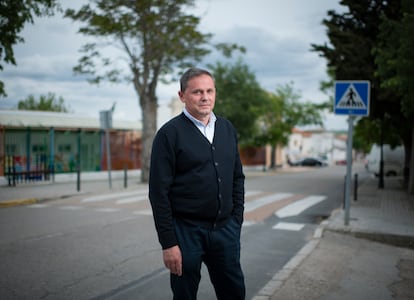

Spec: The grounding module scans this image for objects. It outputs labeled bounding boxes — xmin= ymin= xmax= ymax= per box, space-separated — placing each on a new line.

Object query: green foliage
xmin=18 ymin=93 xmax=70 ymax=112
xmin=374 ymin=0 xmax=414 ymax=120
xmin=254 ymin=83 xmax=324 ymax=148
xmin=353 ymin=117 xmax=401 ymax=153
xmin=210 ymin=60 xmax=267 ymax=146
xmin=0 ymin=0 xmax=60 ymax=97
xmin=211 ymin=59 xmax=324 ymax=149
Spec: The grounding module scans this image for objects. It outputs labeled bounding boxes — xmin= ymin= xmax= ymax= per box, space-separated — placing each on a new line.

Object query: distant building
xmin=286 ymin=128 xmax=347 ymax=164
xmin=0 ymin=110 xmax=142 ymax=177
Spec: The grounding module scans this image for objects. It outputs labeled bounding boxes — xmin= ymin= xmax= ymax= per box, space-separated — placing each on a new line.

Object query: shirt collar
xmin=183 ymin=107 xmax=216 ymax=128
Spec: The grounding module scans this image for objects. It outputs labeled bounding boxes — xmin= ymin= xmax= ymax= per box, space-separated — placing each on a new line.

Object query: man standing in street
xmin=149 ymin=67 xmax=245 ymax=299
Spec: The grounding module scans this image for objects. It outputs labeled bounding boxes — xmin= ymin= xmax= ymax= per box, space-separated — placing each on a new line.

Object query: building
xmin=286 ymin=128 xmax=347 ymax=164
xmin=0 ymin=110 xmax=142 ymax=179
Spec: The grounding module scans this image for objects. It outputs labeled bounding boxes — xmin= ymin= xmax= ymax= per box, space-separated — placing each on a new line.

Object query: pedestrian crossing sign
xmin=334 ymin=81 xmax=370 ymax=116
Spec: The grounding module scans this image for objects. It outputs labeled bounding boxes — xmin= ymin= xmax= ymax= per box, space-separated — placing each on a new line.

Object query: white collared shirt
xmin=183 ymin=108 xmax=216 ymax=143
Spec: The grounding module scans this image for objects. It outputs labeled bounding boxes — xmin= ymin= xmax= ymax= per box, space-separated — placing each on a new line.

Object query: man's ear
xmin=178 ymin=91 xmax=185 ymax=103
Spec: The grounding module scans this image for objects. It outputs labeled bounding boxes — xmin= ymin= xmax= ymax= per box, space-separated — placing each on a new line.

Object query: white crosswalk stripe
xmin=244 ymin=193 xmax=293 ymax=213
xmin=60 ymin=206 xmax=84 ymax=210
xmin=133 ymin=209 xmax=153 ymax=216
xmin=275 ymin=195 xmax=326 ymax=218
xmin=94 ymin=208 xmax=122 ymax=213
xmin=82 ymin=190 xmax=147 ymax=203
xmin=272 ymin=222 xmax=305 ymax=231
xmin=116 ymin=195 xmax=148 ymax=204
xmin=27 ymin=204 xmax=49 ymax=208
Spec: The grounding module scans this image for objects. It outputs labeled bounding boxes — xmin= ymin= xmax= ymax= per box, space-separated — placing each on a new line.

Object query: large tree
xmin=374 ymin=0 xmax=414 ymax=192
xmin=312 ymin=0 xmax=414 ymax=192
xmin=0 ymin=0 xmax=59 ymax=97
xmin=65 ymin=0 xmax=214 ymax=182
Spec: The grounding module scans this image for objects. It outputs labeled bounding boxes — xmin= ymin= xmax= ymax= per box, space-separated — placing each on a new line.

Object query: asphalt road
xmin=0 ymin=164 xmax=369 ymax=299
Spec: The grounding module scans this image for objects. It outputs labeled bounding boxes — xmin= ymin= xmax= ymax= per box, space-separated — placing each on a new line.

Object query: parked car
xmin=290 ymin=157 xmax=328 ymax=167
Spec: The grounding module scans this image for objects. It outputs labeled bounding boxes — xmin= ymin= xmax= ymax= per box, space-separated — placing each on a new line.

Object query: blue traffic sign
xmin=334 ymin=81 xmax=370 ymax=116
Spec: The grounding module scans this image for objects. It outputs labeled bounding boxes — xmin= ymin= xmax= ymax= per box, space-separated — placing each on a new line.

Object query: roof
xmin=0 ymin=110 xmax=142 ymax=131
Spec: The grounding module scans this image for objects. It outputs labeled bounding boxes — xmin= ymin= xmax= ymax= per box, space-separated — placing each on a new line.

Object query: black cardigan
xmin=149 ymin=113 xmax=245 ymax=249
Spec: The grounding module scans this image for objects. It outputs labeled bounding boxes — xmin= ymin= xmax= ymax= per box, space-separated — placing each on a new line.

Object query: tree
xmin=65 ymin=0 xmax=214 ymax=182
xmin=255 ymin=83 xmax=324 ymax=168
xmin=374 ymin=0 xmax=414 ymax=192
xmin=0 ymin=0 xmax=59 ymax=97
xmin=312 ymin=0 xmax=414 ymax=192
xmin=210 ymin=60 xmax=268 ymax=147
xmin=18 ymin=93 xmax=71 ymax=112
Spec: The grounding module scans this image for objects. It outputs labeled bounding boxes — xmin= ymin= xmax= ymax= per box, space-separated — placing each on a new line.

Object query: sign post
xmin=334 ymin=81 xmax=370 ymax=225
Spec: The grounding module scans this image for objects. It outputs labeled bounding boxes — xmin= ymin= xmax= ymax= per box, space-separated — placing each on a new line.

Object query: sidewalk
xmin=0 ymin=170 xmax=144 ymax=207
xmin=254 ymin=176 xmax=414 ymax=300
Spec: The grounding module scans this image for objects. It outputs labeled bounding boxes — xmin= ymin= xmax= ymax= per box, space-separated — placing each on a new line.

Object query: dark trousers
xmin=171 ymin=217 xmax=245 ymax=300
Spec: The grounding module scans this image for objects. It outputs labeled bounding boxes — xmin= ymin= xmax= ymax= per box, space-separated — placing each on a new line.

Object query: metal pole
xmin=49 ymin=127 xmax=55 ymax=182
xmin=354 ymin=173 xmax=358 ymax=201
xmin=344 ymin=116 xmax=354 ymax=226
xmin=77 ymin=129 xmax=81 ymax=192
xmin=105 ymin=128 xmax=112 ymax=189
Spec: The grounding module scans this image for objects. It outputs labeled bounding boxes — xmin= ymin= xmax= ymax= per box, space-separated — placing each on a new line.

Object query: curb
xmin=0 ymin=198 xmax=39 ymax=208
xmin=251 ymin=223 xmax=326 ymax=300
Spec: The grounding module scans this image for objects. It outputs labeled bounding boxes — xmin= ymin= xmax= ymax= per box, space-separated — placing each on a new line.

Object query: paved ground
xmin=1 ymin=169 xmax=414 ymax=300
xmin=254 ymin=175 xmax=414 ymax=300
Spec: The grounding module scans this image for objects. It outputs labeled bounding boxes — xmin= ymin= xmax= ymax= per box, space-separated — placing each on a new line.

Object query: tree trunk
xmin=270 ymin=145 xmax=276 ymax=169
xmin=139 ymin=92 xmax=157 ymax=183
xmin=408 ymin=126 xmax=414 ymax=194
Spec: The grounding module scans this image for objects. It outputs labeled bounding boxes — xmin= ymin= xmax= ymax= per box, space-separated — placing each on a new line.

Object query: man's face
xmin=178 ymin=74 xmax=216 ymax=124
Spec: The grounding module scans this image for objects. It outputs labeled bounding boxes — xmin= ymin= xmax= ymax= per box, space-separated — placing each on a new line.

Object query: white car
xmin=366 ymin=144 xmax=404 ymax=176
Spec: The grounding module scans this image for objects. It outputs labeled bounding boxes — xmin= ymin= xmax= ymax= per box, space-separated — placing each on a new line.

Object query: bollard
xmin=354 ymin=173 xmax=358 ymax=201
xmin=343 ymin=174 xmax=346 ymax=209
xmin=124 ymin=166 xmax=128 ymax=188
xmin=77 ymin=167 xmax=81 ymax=192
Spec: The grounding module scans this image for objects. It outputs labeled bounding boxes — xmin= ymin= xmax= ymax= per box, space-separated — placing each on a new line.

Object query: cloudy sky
xmin=0 ymin=0 xmax=349 ymax=130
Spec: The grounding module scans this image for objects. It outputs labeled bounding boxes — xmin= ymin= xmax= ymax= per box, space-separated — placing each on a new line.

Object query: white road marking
xmin=94 ymin=208 xmax=121 ymax=213
xmin=60 ymin=206 xmax=84 ymax=210
xmin=83 ymin=190 xmax=147 ymax=203
xmin=133 ymin=209 xmax=153 ymax=216
xmin=116 ymin=195 xmax=148 ymax=205
xmin=27 ymin=204 xmax=49 ymax=208
xmin=272 ymin=222 xmax=305 ymax=231
xmin=244 ymin=193 xmax=293 ymax=213
xmin=275 ymin=195 xmax=326 ymax=218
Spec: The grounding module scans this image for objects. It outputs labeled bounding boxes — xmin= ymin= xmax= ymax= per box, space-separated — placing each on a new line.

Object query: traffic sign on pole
xmin=334 ymin=80 xmax=370 ymax=226
xmin=334 ymin=81 xmax=370 ymax=116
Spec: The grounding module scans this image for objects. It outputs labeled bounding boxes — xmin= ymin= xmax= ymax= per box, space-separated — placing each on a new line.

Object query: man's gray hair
xmin=180 ymin=68 xmax=215 ymax=92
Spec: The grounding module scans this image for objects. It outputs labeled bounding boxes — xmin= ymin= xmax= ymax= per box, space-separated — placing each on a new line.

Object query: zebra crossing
xmin=26 ymin=188 xmax=327 ymax=231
